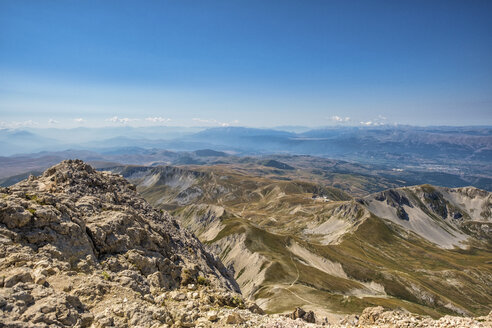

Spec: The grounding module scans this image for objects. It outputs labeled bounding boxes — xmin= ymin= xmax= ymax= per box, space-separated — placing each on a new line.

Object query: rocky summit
xmin=0 ymin=160 xmax=491 ymax=328
xmin=0 ymin=159 xmax=240 ymax=327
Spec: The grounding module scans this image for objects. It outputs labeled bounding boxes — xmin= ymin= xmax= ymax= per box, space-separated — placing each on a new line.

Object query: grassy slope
xmin=123 ymin=164 xmax=491 ymax=317
xmin=326 ymin=217 xmax=492 ymax=315
xmin=206 ymin=215 xmax=491 ymax=317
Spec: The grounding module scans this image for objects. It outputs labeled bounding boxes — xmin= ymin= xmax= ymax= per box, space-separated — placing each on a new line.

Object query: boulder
xmin=290 ymin=307 xmax=316 ymax=323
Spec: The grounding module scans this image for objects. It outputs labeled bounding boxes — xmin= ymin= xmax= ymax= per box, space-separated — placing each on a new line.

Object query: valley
xmin=107 ymin=163 xmax=492 ymax=318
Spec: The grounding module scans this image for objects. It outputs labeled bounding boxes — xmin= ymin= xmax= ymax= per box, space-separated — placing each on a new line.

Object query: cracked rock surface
xmin=0 ymin=160 xmax=240 ymax=327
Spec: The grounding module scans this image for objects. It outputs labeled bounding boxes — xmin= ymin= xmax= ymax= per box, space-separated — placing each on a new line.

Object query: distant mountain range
xmin=2 ymin=152 xmax=492 ymax=193
xmin=1 ymin=125 xmax=490 ymax=191
xmin=2 ymin=125 xmax=490 ymax=158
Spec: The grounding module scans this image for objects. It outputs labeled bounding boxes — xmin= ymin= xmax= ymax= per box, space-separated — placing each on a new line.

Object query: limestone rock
xmin=358 ymin=305 xmax=385 ymax=324
xmin=0 ymin=160 xmax=238 ymax=327
xmin=225 ymin=312 xmax=244 ymax=324
xmin=290 ymin=307 xmax=316 ymax=323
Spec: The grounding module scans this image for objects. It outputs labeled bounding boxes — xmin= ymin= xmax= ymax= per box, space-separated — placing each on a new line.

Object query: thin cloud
xmin=360 ymin=121 xmax=385 ymax=126
xmin=0 ymin=120 xmax=40 ymax=128
xmin=360 ymin=115 xmax=389 ymax=126
xmin=106 ymin=116 xmax=139 ymax=124
xmin=192 ymin=118 xmax=239 ymax=127
xmin=48 ymin=119 xmax=60 ymax=124
xmin=192 ymin=118 xmax=218 ymax=124
xmin=145 ymin=117 xmax=171 ymax=123
xmin=74 ymin=118 xmax=85 ymax=123
xmin=331 ymin=115 xmax=351 ymax=122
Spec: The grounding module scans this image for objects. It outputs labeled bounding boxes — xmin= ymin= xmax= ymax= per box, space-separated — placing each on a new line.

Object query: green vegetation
xmin=197 ymin=275 xmax=209 ymax=286
xmin=132 ymin=163 xmax=492 ymax=317
xmin=25 ymin=193 xmax=39 ymax=201
xmin=231 ymin=295 xmax=244 ymax=307
xmin=25 ymin=193 xmax=47 ymax=205
xmin=101 ymin=271 xmax=111 ymax=281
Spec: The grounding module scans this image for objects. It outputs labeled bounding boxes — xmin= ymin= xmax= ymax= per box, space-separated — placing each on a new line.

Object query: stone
xmin=359 ymin=306 xmax=385 ymax=324
xmin=4 ymin=268 xmax=33 ymax=287
xmin=246 ymin=301 xmax=265 ymax=315
xmin=207 ymin=310 xmax=219 ymax=322
xmin=289 ymin=307 xmax=316 ymax=323
xmin=290 ymin=307 xmax=306 ymax=320
xmin=225 ymin=312 xmax=244 ymax=324
xmin=303 ymin=310 xmax=316 ymax=323
xmin=173 ymin=292 xmax=187 ymax=301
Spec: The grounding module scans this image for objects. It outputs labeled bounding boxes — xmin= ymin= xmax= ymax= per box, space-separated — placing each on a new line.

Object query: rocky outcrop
xmin=290 ymin=307 xmax=316 ymax=323
xmin=0 ymin=160 xmax=241 ymax=327
xmin=365 ymin=185 xmax=492 ymax=248
xmin=375 ymin=189 xmax=412 ymax=221
xmin=356 ymin=306 xmax=492 ymax=328
xmin=375 ymin=189 xmax=412 ymax=208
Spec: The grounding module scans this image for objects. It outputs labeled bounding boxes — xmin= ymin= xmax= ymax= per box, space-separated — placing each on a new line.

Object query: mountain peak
xmin=11 ymin=159 xmax=138 ymax=200
xmin=364 ymin=184 xmax=491 ymax=248
xmin=0 ymin=160 xmax=244 ymax=327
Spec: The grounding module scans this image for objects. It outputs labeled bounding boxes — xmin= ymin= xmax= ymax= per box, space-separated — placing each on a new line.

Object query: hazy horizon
xmin=2 ymin=123 xmax=492 ymax=131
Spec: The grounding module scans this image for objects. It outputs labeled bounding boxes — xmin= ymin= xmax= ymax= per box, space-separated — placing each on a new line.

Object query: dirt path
xmin=287 ymin=251 xmax=300 ymax=289
xmin=280 ymin=246 xmax=319 ymax=306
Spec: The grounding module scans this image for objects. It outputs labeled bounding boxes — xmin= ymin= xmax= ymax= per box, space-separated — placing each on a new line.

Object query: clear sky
xmin=1 ymin=0 xmax=491 ymax=128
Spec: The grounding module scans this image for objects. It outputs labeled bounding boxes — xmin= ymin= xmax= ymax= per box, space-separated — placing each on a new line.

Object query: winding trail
xmin=287 ymin=251 xmax=300 ymax=289
xmin=353 ymin=233 xmax=370 ymax=261
xmin=278 ymin=286 xmax=318 ymax=306
xmin=278 ymin=242 xmax=321 ymax=307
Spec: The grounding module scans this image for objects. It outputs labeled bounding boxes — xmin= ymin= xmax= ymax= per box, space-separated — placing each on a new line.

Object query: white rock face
xmin=363 ymin=186 xmax=491 ymax=248
xmin=304 ymin=201 xmax=369 ymax=245
xmin=440 ymin=186 xmax=491 ymax=221
xmin=210 ymin=233 xmax=268 ymax=300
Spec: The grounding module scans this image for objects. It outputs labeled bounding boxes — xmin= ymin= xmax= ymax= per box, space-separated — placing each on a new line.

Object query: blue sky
xmin=1 ymin=0 xmax=491 ymax=128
